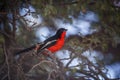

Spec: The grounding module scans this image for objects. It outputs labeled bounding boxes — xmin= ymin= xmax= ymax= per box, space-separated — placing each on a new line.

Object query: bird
xmin=15 ymin=28 xmax=67 ymax=56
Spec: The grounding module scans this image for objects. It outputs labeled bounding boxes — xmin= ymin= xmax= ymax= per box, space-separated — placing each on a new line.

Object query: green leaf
xmin=44 ymin=5 xmax=57 ymax=16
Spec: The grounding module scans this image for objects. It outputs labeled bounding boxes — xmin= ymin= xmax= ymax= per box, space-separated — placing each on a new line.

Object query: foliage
xmin=16 ymin=27 xmax=37 ymax=47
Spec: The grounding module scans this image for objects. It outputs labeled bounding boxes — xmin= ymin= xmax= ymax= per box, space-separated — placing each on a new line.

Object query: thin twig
xmin=0 ymin=30 xmax=14 ymax=40
xmin=53 ymin=1 xmax=79 ymax=6
xmin=30 ymin=60 xmax=55 ymax=71
xmin=1 ymin=74 xmax=8 ymax=80
xmin=0 ymin=63 xmax=5 ymax=75
xmin=3 ymin=43 xmax=11 ymax=80
xmin=60 ymin=58 xmax=70 ymax=60
xmin=47 ymin=69 xmax=56 ymax=80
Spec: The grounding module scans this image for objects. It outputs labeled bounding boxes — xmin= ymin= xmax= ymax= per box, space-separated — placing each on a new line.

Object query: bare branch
xmin=1 ymin=74 xmax=8 ymax=80
xmin=3 ymin=43 xmax=10 ymax=80
xmin=0 ymin=30 xmax=14 ymax=40
xmin=65 ymin=56 xmax=76 ymax=68
xmin=0 ymin=63 xmax=5 ymax=75
xmin=53 ymin=1 xmax=79 ymax=6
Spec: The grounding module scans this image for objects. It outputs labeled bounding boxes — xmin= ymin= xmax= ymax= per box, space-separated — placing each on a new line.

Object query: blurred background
xmin=0 ymin=0 xmax=120 ymax=80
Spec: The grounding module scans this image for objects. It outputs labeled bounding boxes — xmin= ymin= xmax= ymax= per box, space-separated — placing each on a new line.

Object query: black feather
xmin=14 ymin=45 xmax=36 ymax=56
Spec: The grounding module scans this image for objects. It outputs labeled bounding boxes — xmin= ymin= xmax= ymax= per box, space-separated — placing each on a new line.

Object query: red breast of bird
xmin=47 ymin=31 xmax=66 ymax=53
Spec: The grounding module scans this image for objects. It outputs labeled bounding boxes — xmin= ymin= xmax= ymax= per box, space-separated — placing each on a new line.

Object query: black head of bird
xmin=55 ymin=28 xmax=67 ymax=38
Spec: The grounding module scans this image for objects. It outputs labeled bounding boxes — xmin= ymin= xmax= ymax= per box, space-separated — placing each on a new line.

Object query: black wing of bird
xmin=37 ymin=39 xmax=57 ymax=53
xmin=37 ymin=36 xmax=58 ymax=53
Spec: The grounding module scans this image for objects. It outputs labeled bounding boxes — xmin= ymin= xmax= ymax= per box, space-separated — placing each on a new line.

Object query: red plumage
xmin=47 ymin=31 xmax=66 ymax=53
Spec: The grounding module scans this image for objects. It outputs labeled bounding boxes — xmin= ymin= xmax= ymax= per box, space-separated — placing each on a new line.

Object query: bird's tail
xmin=14 ymin=45 xmax=36 ymax=56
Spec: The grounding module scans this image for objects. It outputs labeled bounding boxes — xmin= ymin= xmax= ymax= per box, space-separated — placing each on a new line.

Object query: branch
xmin=1 ymin=74 xmax=8 ymax=80
xmin=0 ymin=63 xmax=5 ymax=75
xmin=16 ymin=8 xmax=31 ymax=20
xmin=3 ymin=43 xmax=10 ymax=80
xmin=53 ymin=1 xmax=79 ymax=6
xmin=47 ymin=69 xmax=57 ymax=80
xmin=67 ymin=46 xmax=110 ymax=79
xmin=80 ymin=54 xmax=109 ymax=80
xmin=109 ymin=78 xmax=120 ymax=80
xmin=65 ymin=56 xmax=76 ymax=68
xmin=60 ymin=58 xmax=70 ymax=60
xmin=30 ymin=60 xmax=56 ymax=71
xmin=0 ymin=30 xmax=14 ymax=40
xmin=76 ymin=69 xmax=98 ymax=80
xmin=0 ymin=12 xmax=7 ymax=15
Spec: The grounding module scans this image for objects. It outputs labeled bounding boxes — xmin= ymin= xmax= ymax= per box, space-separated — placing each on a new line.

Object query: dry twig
xmin=3 ymin=43 xmax=10 ymax=80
